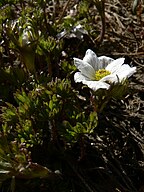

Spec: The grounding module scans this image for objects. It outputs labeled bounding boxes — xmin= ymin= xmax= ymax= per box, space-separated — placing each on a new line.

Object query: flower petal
xmin=101 ymin=65 xmax=136 ymax=83
xmin=114 ymin=64 xmax=136 ymax=82
xmin=83 ymin=49 xmax=99 ymax=70
xmin=74 ymin=58 xmax=95 ymax=79
xmin=100 ymin=74 xmax=119 ymax=83
xmin=74 ymin=72 xmax=89 ymax=83
xmin=106 ymin=58 xmax=125 ymax=73
xmin=82 ymin=80 xmax=110 ymax=91
xmin=98 ymin=56 xmax=114 ymax=69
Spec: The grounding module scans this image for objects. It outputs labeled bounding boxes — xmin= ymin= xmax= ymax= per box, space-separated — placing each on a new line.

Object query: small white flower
xmin=22 ymin=27 xmax=34 ymax=46
xmin=74 ymin=49 xmax=136 ymax=91
xmin=57 ymin=24 xmax=88 ymax=40
xmin=22 ymin=30 xmax=30 ymax=46
xmin=72 ymin=24 xmax=88 ymax=39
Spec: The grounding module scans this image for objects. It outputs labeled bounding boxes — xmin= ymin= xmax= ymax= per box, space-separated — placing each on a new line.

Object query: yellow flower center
xmin=95 ymin=69 xmax=111 ymax=81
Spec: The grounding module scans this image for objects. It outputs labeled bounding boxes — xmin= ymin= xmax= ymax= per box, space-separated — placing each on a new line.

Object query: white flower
xmin=72 ymin=24 xmax=88 ymax=39
xmin=22 ymin=30 xmax=31 ymax=46
xmin=57 ymin=24 xmax=88 ymax=40
xmin=74 ymin=49 xmax=136 ymax=91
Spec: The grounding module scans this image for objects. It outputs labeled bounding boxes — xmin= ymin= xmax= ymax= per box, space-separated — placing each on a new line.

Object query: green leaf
xmin=49 ymin=100 xmax=53 ymax=110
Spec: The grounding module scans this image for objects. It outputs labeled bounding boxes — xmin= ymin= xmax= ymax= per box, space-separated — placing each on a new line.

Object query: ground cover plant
xmin=0 ymin=0 xmax=144 ymax=191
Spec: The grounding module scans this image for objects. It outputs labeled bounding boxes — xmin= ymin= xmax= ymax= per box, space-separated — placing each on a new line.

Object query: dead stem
xmin=68 ymin=162 xmax=97 ymax=192
xmin=94 ymin=0 xmax=106 ymax=44
xmin=57 ymin=0 xmax=71 ymax=24
xmin=111 ymin=52 xmax=144 ymax=56
xmin=99 ymin=0 xmax=105 ymax=44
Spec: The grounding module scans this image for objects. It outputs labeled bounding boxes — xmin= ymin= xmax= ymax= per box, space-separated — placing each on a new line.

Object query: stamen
xmin=95 ymin=69 xmax=111 ymax=81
